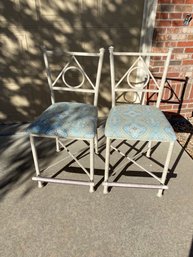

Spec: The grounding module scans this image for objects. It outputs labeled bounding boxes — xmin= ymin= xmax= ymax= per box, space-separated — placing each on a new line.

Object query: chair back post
xmin=94 ymin=48 xmax=105 ymax=106
xmin=109 ymin=46 xmax=116 ymax=107
xmin=156 ymin=48 xmax=173 ymax=108
xmin=42 ymin=46 xmax=55 ymax=104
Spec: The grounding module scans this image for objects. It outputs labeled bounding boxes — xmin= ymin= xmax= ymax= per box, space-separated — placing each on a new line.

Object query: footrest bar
xmin=102 ymin=182 xmax=168 ymax=190
xmin=32 ymin=176 xmax=94 ymax=186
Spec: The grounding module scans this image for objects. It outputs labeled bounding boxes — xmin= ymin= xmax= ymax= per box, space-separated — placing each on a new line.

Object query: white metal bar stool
xmin=27 ymin=47 xmax=104 ymax=192
xmin=103 ymin=46 xmax=176 ymax=197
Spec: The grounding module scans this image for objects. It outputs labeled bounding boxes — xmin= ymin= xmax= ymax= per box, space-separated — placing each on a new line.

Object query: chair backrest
xmin=109 ymin=46 xmax=172 ymax=108
xmin=42 ymin=47 xmax=105 ymax=106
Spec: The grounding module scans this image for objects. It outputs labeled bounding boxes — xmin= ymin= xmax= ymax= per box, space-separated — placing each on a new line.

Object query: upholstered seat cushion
xmin=105 ymin=105 xmax=176 ymax=142
xmin=26 ymin=102 xmax=97 ymax=139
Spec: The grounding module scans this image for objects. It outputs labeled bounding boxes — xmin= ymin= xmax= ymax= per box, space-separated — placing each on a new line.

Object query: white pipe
xmin=32 ymin=176 xmax=94 ymax=186
xmin=103 ymin=182 xmax=168 ymax=190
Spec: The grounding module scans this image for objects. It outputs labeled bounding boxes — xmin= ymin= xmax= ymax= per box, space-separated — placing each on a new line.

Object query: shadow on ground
xmin=166 ymin=112 xmax=193 ymax=159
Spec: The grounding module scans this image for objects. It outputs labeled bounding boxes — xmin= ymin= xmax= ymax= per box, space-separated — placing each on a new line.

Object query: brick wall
xmin=152 ymin=0 xmax=193 ymax=117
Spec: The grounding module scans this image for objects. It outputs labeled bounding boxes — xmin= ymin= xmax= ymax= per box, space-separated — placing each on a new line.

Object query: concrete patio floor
xmin=0 ymin=123 xmax=193 ymax=257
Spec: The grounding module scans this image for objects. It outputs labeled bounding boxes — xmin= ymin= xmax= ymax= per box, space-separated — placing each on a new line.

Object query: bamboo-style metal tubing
xmin=109 ymin=46 xmax=116 ymax=107
xmin=104 ymin=47 xmax=174 ymax=197
xmin=89 ymin=139 xmax=94 ymax=193
xmin=94 ymin=135 xmax=98 ymax=154
xmin=146 ymin=141 xmax=152 ymax=157
xmin=43 ymin=50 xmax=55 ymax=104
xmin=94 ymin=48 xmax=105 ymax=106
xmin=46 ymin=50 xmax=102 ymax=57
xmin=32 ymin=176 xmax=94 ymax=186
xmin=157 ymin=141 xmax=175 ymax=197
xmin=30 ymin=135 xmax=43 ymax=188
xmin=56 ymin=137 xmax=60 ymax=152
xmin=52 ymin=60 xmax=71 ymax=87
xmin=103 ymin=138 xmax=111 ymax=194
xmin=102 ymin=182 xmax=168 ymax=190
xmin=30 ymin=48 xmax=105 ymax=191
xmin=53 ymin=87 xmax=95 ymax=93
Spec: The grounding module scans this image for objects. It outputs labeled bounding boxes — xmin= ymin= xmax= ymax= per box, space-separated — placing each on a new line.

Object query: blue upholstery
xmin=105 ymin=105 xmax=176 ymax=142
xmin=26 ymin=102 xmax=97 ymax=139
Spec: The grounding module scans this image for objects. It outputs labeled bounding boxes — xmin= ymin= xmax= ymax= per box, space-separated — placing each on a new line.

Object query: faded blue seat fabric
xmin=26 ymin=102 xmax=97 ymax=139
xmin=105 ymin=104 xmax=176 ymax=142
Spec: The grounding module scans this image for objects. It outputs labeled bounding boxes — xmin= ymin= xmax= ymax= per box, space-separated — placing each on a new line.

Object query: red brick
xmin=170 ymin=54 xmax=176 ymax=60
xmin=160 ymin=105 xmax=172 ymax=110
xmin=158 ymin=5 xmax=175 ymax=12
xmin=172 ymin=0 xmax=185 ymax=3
xmin=187 ymin=103 xmax=193 ymax=108
xmin=175 ymin=5 xmax=191 ymax=12
xmin=158 ymin=0 xmax=171 ymax=3
xmin=156 ymin=12 xmax=169 ymax=19
xmin=181 ymin=99 xmax=193 ymax=103
xmin=185 ymin=48 xmax=193 ymax=53
xmin=154 ymin=42 xmax=165 ymax=47
xmin=171 ymin=109 xmax=179 ymax=113
xmin=189 ymin=87 xmax=193 ymax=98
xmin=182 ymin=60 xmax=193 ymax=65
xmin=151 ymin=47 xmax=167 ymax=52
xmin=185 ymin=85 xmax=193 ymax=99
xmin=171 ymin=107 xmax=179 ymax=111
xmin=167 ymin=27 xmax=180 ymax=33
xmin=169 ymin=13 xmax=182 ymax=19
xmin=166 ymin=28 xmax=177 ymax=34
xmin=182 ymin=104 xmax=188 ymax=108
xmin=155 ymin=20 xmax=172 ymax=27
xmin=172 ymin=104 xmax=181 ymax=109
xmin=177 ymin=41 xmax=193 ymax=47
xmin=185 ymin=0 xmax=193 ymax=3
xmin=163 ymin=87 xmax=171 ymax=100
xmin=188 ymin=35 xmax=193 ymax=40
xmin=173 ymin=48 xmax=184 ymax=53
xmin=155 ymin=34 xmax=170 ymax=41
xmin=157 ymin=28 xmax=167 ymax=34
xmin=167 ymin=72 xmax=180 ymax=77
xmin=153 ymin=56 xmax=163 ymax=61
xmin=151 ymin=67 xmax=160 ymax=73
xmin=164 ymin=42 xmax=177 ymax=47
xmin=170 ymin=60 xmax=182 ymax=65
xmin=180 ymin=109 xmax=193 ymax=113
xmin=175 ymin=84 xmax=182 ymax=97
xmin=172 ymin=20 xmax=184 ymax=26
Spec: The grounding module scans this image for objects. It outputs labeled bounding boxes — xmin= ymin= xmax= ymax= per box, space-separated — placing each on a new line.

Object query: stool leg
xmin=30 ymin=135 xmax=43 ymax=188
xmin=56 ymin=137 xmax=60 ymax=152
xmin=146 ymin=141 xmax=152 ymax=158
xmin=157 ymin=141 xmax=175 ymax=197
xmin=103 ymin=137 xmax=111 ymax=194
xmin=89 ymin=139 xmax=95 ymax=193
xmin=94 ymin=134 xmax=98 ymax=154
